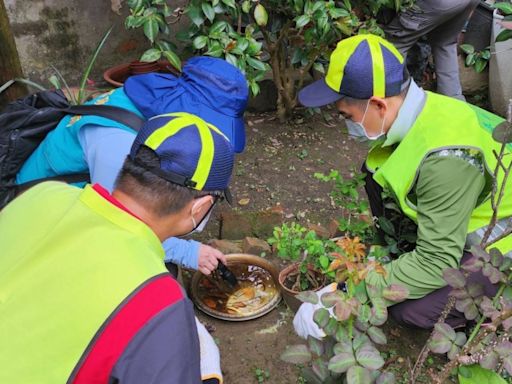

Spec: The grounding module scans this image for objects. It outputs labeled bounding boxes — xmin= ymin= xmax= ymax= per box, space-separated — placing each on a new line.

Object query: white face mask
xmin=346 ymin=100 xmax=386 ymax=142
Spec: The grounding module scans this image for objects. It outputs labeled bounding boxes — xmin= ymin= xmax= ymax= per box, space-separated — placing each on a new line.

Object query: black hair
xmin=115 ymin=146 xmax=204 ymax=217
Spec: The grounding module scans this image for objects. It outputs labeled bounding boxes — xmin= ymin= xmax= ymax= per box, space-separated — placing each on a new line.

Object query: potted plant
xmin=105 ymin=0 xmax=182 ymax=86
xmin=268 ymin=222 xmax=339 ymax=312
xmin=280 ymin=234 xmax=408 ymax=384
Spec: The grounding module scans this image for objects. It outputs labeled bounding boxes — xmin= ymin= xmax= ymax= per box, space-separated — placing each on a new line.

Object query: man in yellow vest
xmin=293 ymin=34 xmax=511 ymax=334
xmin=0 ymin=112 xmax=232 ymax=383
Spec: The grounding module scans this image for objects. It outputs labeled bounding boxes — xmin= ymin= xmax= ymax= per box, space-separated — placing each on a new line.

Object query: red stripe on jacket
xmin=71 ymin=275 xmax=184 ymax=383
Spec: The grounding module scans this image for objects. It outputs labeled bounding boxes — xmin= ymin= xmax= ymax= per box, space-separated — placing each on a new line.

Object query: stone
xmin=219 ymin=207 xmax=284 ymax=240
xmin=208 ymin=239 xmax=243 ymax=255
xmin=242 ymin=237 xmax=271 ymax=256
xmin=307 ymin=223 xmax=330 ymax=239
xmin=328 ymin=218 xmax=343 ymax=238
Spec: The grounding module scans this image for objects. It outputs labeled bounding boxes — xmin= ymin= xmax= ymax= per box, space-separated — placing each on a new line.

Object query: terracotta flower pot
xmin=278 ymin=263 xmax=326 ymax=313
xmin=103 ymin=60 xmax=181 ymax=87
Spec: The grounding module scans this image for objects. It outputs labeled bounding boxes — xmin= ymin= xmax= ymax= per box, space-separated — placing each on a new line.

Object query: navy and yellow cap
xmin=130 ymin=112 xmax=234 ymax=202
xmin=299 ymin=34 xmax=408 ymax=107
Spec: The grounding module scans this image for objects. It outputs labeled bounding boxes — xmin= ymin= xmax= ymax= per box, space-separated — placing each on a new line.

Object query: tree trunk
xmin=0 ymin=0 xmax=27 ymax=108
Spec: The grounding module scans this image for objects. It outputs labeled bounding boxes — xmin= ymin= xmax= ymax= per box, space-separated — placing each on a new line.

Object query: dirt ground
xmin=185 ymin=108 xmax=437 ymax=384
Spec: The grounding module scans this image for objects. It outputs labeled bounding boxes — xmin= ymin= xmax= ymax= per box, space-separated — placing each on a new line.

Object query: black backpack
xmin=0 ymin=89 xmax=145 ymax=209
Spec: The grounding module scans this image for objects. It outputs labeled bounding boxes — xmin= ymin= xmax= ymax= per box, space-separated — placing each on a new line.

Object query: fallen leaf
xmin=238 ymin=198 xmax=250 ymax=206
xmin=111 ymin=0 xmax=123 ymax=14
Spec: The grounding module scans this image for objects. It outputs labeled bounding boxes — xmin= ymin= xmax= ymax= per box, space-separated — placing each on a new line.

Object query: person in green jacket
xmin=293 ymin=34 xmax=512 ymax=333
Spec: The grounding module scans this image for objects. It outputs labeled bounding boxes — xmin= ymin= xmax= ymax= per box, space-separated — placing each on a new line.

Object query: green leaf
xmin=143 ymin=17 xmax=159 ymax=43
xmin=356 ymin=345 xmax=385 ymax=370
xmin=296 ymin=290 xmax=319 ymax=305
xmin=454 ymin=332 xmax=467 ymax=347
xmin=281 ymin=344 xmax=313 ymax=364
xmin=330 ymin=7 xmax=350 ymax=18
xmin=442 ymin=268 xmax=466 ymax=289
xmin=496 ymin=28 xmax=512 ymax=42
xmin=346 ymin=366 xmax=372 ymax=384
xmin=296 ymin=15 xmax=311 ymax=28
xmin=308 ymin=335 xmax=324 ymax=356
xmin=376 ymin=372 xmax=396 ymax=384
xmin=367 ymin=326 xmax=387 ymax=345
xmin=209 ymin=20 xmax=228 ymax=35
xmin=313 ymin=307 xmax=330 ymax=328
xmin=140 ymin=48 xmax=162 ymax=62
xmin=335 ymin=324 xmax=349 ymax=343
xmin=241 ymin=0 xmax=251 ymax=13
xmin=494 ymin=2 xmax=512 ymax=16
xmin=311 ymin=358 xmax=330 ymax=382
xmin=434 ymin=323 xmax=456 ymax=342
xmin=377 ymin=217 xmax=395 ymax=236
xmin=187 ymin=5 xmax=205 ymax=26
xmin=162 ymin=50 xmax=181 ymax=71
xmin=429 ymin=332 xmax=452 ymax=354
xmin=334 ymin=300 xmax=352 ymax=321
xmin=193 ymin=35 xmax=209 ymax=49
xmin=458 ymin=365 xmax=507 ymax=384
xmin=221 ymin=0 xmax=236 ymax=9
xmin=460 ymin=44 xmax=475 ymax=54
xmin=324 ymin=317 xmax=338 ymax=336
xmin=246 ymin=57 xmax=267 ymax=71
xmin=205 ymin=41 xmax=223 ymax=57
xmin=465 ymin=53 xmax=476 ymax=66
xmin=369 ymin=298 xmax=387 ymax=326
xmin=382 ymin=284 xmax=409 ymax=302
xmin=328 ymin=352 xmax=356 ymax=373
xmin=225 ymin=52 xmax=238 ymax=67
xmin=474 ymin=58 xmax=488 ymax=73
xmin=201 ymin=3 xmax=215 ymax=22
xmin=254 ymin=4 xmax=268 ymax=26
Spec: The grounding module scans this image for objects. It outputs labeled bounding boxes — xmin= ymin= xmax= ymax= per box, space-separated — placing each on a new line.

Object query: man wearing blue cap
xmin=293 ymin=34 xmax=511 ymax=334
xmin=15 ymin=56 xmax=249 ymax=276
xmin=0 ymin=112 xmax=232 ymax=383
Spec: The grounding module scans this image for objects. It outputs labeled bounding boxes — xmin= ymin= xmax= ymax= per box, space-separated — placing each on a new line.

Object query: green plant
xmin=376 ymin=190 xmax=417 ymax=256
xmin=459 ymin=1 xmax=512 ymax=73
xmin=268 ymin=222 xmax=339 ymax=290
xmin=315 ymin=170 xmax=374 ymax=241
xmin=280 ymin=235 xmax=409 ymax=384
xmin=253 ymin=367 xmax=270 ymax=383
xmin=181 ymin=0 xmax=416 ymax=121
xmin=122 ymin=0 xmax=182 ymax=69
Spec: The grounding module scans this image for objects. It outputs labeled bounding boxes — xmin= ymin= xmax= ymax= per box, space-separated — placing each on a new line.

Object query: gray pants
xmin=384 ymin=0 xmax=479 ymax=100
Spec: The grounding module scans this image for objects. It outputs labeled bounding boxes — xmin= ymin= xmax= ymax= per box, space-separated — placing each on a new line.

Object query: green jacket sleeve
xmin=365 ymin=155 xmax=486 ymax=300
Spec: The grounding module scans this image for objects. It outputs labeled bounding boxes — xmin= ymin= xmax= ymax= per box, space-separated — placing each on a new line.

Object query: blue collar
xmin=383 ymin=80 xmax=426 ymax=147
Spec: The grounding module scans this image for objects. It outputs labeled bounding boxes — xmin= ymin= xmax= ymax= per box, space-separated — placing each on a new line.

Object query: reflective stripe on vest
xmin=366 ymin=92 xmax=512 ymax=254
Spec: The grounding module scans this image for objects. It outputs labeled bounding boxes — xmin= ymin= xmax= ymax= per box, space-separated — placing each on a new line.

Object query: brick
xmin=242 ymin=237 xmax=271 ymax=256
xmin=220 ymin=210 xmax=252 ymax=240
xmin=208 ymin=239 xmax=243 ymax=255
xmin=251 ymin=210 xmax=283 ymax=238
xmin=307 ymin=224 xmax=330 ymax=239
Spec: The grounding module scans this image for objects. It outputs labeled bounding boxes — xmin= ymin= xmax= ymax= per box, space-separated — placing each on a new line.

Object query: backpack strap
xmin=63 ymin=105 xmax=145 ymax=132
xmin=15 ymin=173 xmax=91 ymax=194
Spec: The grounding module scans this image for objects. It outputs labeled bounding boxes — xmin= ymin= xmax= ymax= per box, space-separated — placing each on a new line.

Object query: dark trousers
xmin=362 ymin=164 xmax=497 ymax=329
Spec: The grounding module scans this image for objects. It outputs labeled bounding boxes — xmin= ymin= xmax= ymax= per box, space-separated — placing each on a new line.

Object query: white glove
xmin=293 ymin=283 xmax=338 ymax=340
xmin=195 ymin=318 xmax=223 ymax=383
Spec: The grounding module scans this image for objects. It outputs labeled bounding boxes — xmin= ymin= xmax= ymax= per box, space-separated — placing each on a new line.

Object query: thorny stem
xmin=410 ymin=296 xmax=456 ymax=384
xmin=434 ymin=309 xmax=512 ymax=384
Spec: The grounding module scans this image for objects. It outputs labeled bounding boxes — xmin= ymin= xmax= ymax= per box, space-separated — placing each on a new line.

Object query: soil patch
xmin=188 ymin=109 xmax=435 ymax=383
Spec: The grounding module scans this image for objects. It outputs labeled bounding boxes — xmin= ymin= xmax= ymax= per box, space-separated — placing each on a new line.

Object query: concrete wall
xmin=4 ymin=0 xmax=186 ymax=86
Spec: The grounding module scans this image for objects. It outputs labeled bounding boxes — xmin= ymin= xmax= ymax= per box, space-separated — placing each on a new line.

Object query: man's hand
xmin=198 ymin=245 xmax=227 ymax=275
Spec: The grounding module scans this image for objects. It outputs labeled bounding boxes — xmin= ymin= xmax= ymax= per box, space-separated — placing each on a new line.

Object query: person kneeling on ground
xmin=293 ymin=34 xmax=511 ymax=336
xmin=0 ymin=113 xmax=233 ymax=383
xmin=15 ymin=56 xmax=249 ymax=277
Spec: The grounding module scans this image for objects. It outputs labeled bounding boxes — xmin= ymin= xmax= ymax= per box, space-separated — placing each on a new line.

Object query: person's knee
xmin=389 ymin=302 xmax=436 ymax=329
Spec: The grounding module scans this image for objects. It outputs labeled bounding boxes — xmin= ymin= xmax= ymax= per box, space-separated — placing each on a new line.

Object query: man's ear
xmin=369 ymin=96 xmax=388 ymax=117
xmin=191 ymin=195 xmax=213 ymax=216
